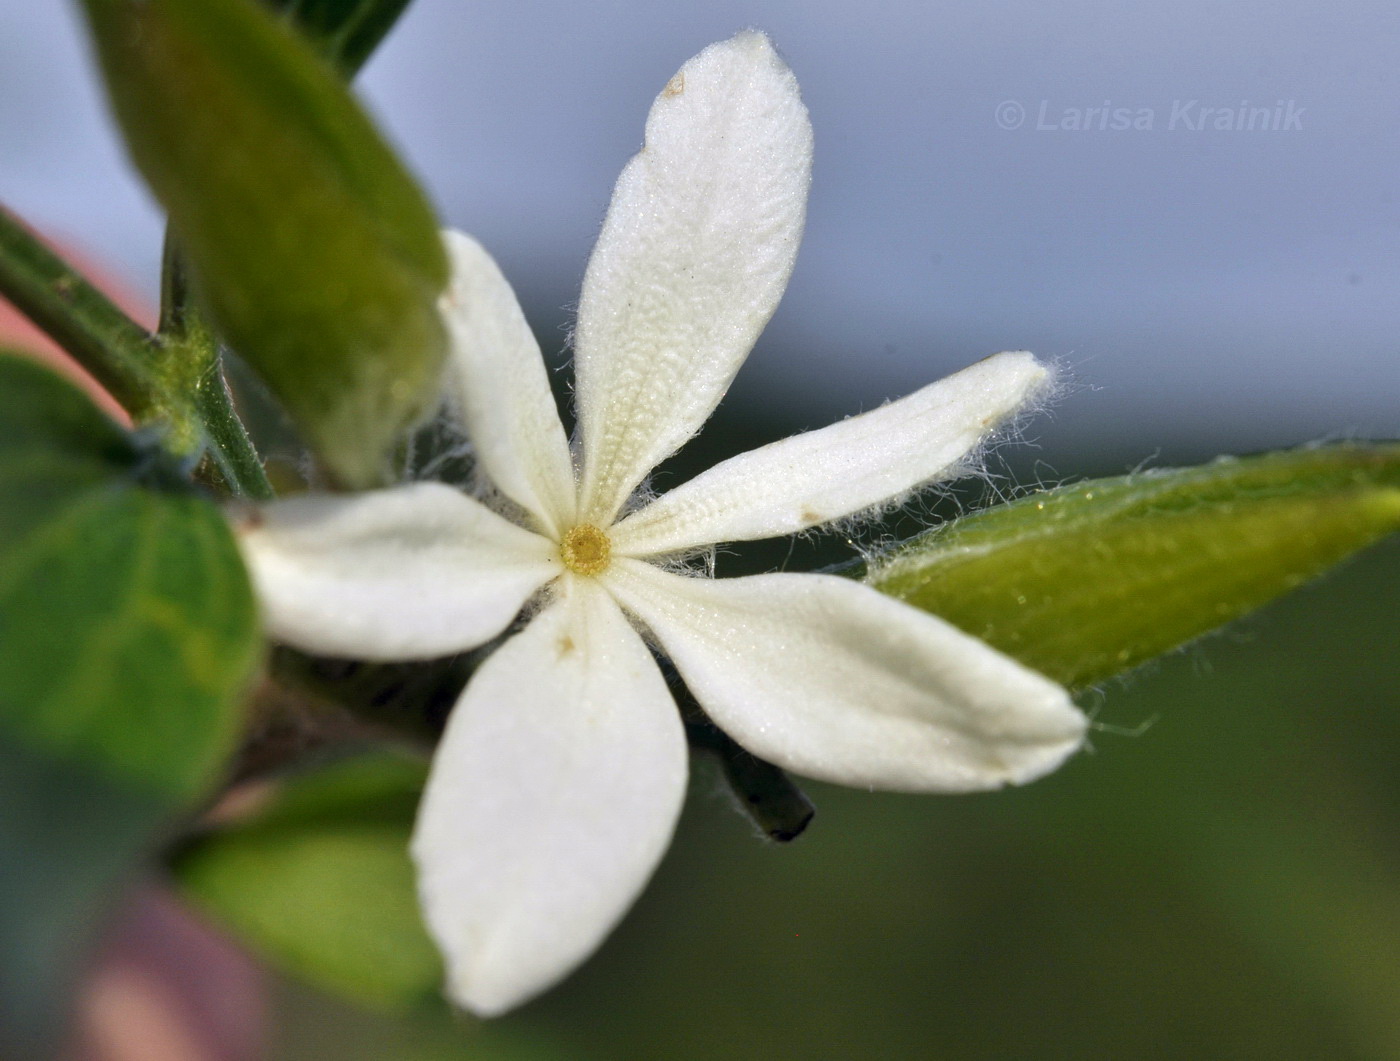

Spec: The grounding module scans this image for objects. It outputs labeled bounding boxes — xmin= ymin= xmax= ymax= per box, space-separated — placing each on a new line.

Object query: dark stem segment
xmin=236 ymin=645 xmax=487 ymax=781
xmin=686 ymin=719 xmax=817 ymax=843
xmin=158 ymin=227 xmax=198 ymax=338
xmin=226 ymin=671 xmax=376 ymax=787
xmin=667 ymin=668 xmax=815 ymax=842
xmin=224 ymin=653 xmax=446 ymax=789
xmin=0 ymin=204 xmax=158 ymax=416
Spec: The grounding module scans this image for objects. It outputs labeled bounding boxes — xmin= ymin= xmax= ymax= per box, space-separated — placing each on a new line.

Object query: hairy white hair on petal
xmin=813 ymin=354 xmax=1064 ymax=544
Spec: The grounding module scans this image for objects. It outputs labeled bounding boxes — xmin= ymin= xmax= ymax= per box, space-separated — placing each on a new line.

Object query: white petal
xmin=439 ymin=230 xmax=576 ymax=535
xmin=411 ymin=577 xmax=687 ymax=1016
xmin=573 ymin=31 xmax=812 ymax=526
xmin=606 ymin=561 xmax=1085 ymax=792
xmin=613 ymin=352 xmax=1052 ymax=556
xmin=237 ymin=483 xmax=559 ymax=660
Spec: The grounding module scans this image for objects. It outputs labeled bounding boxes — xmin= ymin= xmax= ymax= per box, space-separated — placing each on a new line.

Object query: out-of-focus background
xmin=3 ymin=1 xmax=1397 ymax=1058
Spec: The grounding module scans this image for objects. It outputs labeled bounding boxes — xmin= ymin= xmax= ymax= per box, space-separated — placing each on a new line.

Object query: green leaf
xmin=0 ymin=353 xmax=260 ymax=1054
xmin=79 ymin=0 xmax=449 ymax=488
xmin=175 ymin=753 xmax=443 ymax=1010
xmin=869 ymin=443 xmax=1400 ymax=689
xmin=265 ymin=0 xmax=415 ymax=74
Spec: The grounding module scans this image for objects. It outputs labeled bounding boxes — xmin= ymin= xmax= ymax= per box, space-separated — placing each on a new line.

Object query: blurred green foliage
xmin=177 ymin=754 xmax=442 ymax=1010
xmin=0 ymin=354 xmax=259 ymax=1055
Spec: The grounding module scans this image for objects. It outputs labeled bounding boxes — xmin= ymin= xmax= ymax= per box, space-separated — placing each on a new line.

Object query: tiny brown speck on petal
xmin=227 ymin=503 xmax=264 ymax=533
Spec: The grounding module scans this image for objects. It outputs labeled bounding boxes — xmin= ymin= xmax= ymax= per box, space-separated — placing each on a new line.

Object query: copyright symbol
xmin=995 ymin=100 xmax=1025 ymax=130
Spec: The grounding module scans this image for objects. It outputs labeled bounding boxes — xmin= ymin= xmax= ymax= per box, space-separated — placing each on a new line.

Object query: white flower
xmin=238 ymin=31 xmax=1086 ymax=1015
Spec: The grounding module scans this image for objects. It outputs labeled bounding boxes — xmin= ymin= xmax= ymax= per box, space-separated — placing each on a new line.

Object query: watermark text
xmin=995 ymin=99 xmax=1304 ymax=132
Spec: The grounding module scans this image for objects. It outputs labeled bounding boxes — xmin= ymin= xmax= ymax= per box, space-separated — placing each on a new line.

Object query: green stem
xmin=160 ymin=230 xmax=272 ymax=499
xmin=0 ymin=205 xmax=159 ymax=416
xmin=195 ymin=364 xmax=274 ymax=500
xmin=0 ymin=209 xmax=274 ymax=499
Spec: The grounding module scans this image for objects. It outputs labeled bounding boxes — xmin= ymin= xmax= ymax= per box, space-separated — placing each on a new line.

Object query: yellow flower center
xmin=560 ymin=523 xmax=612 ymax=576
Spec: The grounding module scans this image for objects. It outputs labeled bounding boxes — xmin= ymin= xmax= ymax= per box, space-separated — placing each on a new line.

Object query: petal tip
xmin=997 ymin=707 xmax=1089 ymax=788
xmin=981 ymin=348 xmax=1047 ymax=383
xmin=964 ymin=350 xmax=1061 ymax=427
xmin=728 ymin=27 xmax=776 ymax=54
xmin=690 ymin=28 xmax=796 ymax=89
xmin=411 ymin=841 xmax=554 ymax=1018
xmin=443 ymin=953 xmax=541 ymax=1019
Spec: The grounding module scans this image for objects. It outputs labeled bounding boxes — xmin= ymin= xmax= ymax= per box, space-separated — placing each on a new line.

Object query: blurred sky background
xmin=2 ymin=0 xmax=1396 ymax=468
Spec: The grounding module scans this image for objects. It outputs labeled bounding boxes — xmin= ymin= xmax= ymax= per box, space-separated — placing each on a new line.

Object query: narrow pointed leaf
xmin=79 ymin=0 xmax=448 ymax=487
xmin=0 ymin=354 xmax=260 ymax=1054
xmin=174 ymin=754 xmax=442 ymax=1010
xmin=264 ymin=0 xmax=414 ymax=74
xmin=869 ymin=444 xmax=1400 ymax=689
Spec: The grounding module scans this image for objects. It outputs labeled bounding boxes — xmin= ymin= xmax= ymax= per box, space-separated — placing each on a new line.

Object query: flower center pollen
xmin=560 ymin=523 xmax=612 ymax=576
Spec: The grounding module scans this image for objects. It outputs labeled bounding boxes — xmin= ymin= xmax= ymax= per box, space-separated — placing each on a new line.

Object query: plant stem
xmin=161 ymin=231 xmax=273 ymax=500
xmin=0 ymin=204 xmax=158 ymax=415
xmin=0 ymin=209 xmax=275 ymax=498
xmin=667 ymin=668 xmax=815 ymax=842
xmin=686 ymin=718 xmax=816 ymax=842
xmin=195 ymin=363 xmax=274 ymax=500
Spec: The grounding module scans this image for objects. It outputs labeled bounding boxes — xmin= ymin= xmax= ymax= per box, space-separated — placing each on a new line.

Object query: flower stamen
xmin=560 ymin=523 xmax=612 ymax=576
